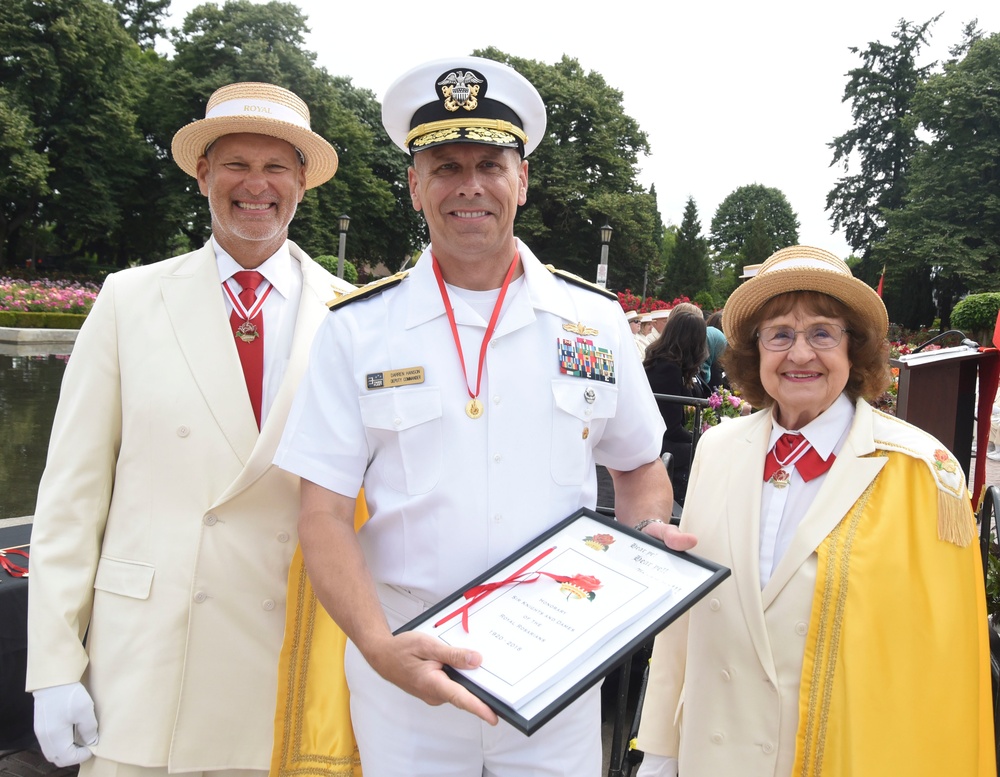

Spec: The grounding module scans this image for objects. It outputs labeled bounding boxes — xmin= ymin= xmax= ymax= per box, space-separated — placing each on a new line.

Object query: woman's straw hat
xmin=171 ymin=82 xmax=338 ymax=189
xmin=723 ymin=245 xmax=888 ymax=342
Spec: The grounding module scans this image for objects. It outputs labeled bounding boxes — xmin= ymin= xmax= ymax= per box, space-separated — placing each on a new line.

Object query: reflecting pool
xmin=0 ymin=347 xmax=69 ymax=519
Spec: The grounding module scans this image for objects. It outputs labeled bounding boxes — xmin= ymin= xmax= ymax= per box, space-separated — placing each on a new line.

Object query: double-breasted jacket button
xmin=193 ymin=590 xmax=207 ymax=603
xmin=709 ymin=598 xmax=721 ymax=611
xmin=710 ymin=732 xmax=724 ymax=745
xmin=276 ymin=531 xmax=290 ymax=543
xmin=762 ymin=742 xmax=775 ymax=754
xmin=177 ymin=426 xmax=190 ymax=438
xmin=262 ymin=599 xmax=276 ymax=611
xmin=795 ymin=621 xmax=808 ymax=636
xmin=204 ymin=514 xmax=218 ymax=526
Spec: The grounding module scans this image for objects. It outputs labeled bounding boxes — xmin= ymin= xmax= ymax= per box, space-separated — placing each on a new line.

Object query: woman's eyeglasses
xmin=757 ymin=324 xmax=849 ymax=352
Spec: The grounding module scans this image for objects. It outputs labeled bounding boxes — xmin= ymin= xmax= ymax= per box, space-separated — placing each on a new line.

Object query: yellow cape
xmin=269 ymin=495 xmax=369 ymax=777
xmin=793 ymin=451 xmax=994 ymax=776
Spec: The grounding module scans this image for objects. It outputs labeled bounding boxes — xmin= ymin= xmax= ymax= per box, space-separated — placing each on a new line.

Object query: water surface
xmin=0 ymin=349 xmax=68 ymax=519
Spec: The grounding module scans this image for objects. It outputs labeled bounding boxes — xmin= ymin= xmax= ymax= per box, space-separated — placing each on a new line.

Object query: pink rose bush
xmin=1 ymin=278 xmax=100 ymax=315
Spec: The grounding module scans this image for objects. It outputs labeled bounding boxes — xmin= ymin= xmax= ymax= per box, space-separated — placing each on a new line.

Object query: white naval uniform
xmin=275 ymin=239 xmax=665 ymax=776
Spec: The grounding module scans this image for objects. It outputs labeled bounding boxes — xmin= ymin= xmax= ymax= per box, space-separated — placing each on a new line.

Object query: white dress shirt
xmin=758 ymin=392 xmax=855 ymax=587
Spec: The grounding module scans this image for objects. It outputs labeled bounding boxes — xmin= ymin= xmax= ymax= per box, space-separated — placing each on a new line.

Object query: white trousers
xmin=345 ymin=592 xmax=603 ymax=777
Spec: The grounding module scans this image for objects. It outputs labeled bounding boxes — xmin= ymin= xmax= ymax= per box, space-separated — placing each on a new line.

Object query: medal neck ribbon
xmin=431 ymin=251 xmax=520 ymax=418
xmin=223 ymin=274 xmax=273 ymax=321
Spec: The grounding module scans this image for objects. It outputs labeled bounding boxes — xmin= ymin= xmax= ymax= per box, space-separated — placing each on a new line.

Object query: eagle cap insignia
xmin=437 ymin=69 xmax=485 ymax=112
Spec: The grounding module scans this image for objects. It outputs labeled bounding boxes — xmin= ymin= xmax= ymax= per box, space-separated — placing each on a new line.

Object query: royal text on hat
xmin=172 ymin=82 xmax=338 ymax=189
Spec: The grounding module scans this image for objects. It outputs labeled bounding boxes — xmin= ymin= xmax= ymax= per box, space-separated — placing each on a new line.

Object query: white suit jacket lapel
xmin=762 ymin=400 xmax=887 ymax=607
xmin=160 ymin=242 xmax=258 ymax=466
xmin=723 ymin=411 xmax=777 ymax=677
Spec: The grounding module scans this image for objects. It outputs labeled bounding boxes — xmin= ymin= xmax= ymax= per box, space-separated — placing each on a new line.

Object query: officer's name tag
xmin=366 ymin=367 xmax=425 ymax=390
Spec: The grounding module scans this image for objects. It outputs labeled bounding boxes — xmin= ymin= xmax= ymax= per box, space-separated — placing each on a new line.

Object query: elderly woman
xmin=636 ymin=246 xmax=994 ymax=776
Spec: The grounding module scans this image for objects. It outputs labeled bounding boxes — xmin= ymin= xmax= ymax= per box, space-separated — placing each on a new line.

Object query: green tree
xmin=743 ymin=209 xmax=776 ymax=265
xmin=880 ymin=32 xmax=1000 ymax=328
xmin=826 ymin=17 xmax=939 ymax=327
xmin=0 ymin=0 xmax=149 ymax=270
xmin=0 ymin=87 xmax=51 ymax=267
xmin=710 ymin=183 xmax=799 ymax=272
xmin=661 ymin=197 xmax=709 ymax=301
xmin=110 ymin=0 xmax=171 ymax=49
xmin=473 ymin=48 xmax=661 ymax=290
xmin=650 ymin=218 xmax=677 ymax=300
xmin=827 ymin=17 xmax=938 ymax=258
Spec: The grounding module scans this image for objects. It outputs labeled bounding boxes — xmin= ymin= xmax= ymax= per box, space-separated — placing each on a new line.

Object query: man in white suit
xmin=26 ymin=82 xmax=353 ymax=777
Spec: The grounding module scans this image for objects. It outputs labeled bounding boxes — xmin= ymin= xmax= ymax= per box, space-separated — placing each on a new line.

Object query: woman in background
xmin=642 ymin=311 xmax=707 ymax=504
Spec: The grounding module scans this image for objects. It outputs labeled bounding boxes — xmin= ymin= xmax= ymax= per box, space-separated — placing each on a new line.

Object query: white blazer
xmin=27 ymin=241 xmax=352 ymax=771
xmin=637 ymin=401 xmax=887 ymax=776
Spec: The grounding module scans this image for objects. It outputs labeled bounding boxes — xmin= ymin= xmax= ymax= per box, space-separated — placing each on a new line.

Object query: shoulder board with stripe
xmin=327 ymin=271 xmax=410 ymax=310
xmin=545 ymin=265 xmax=617 ymax=301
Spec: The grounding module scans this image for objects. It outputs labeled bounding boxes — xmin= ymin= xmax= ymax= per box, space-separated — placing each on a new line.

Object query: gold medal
xmin=466 ymin=398 xmax=484 ymax=419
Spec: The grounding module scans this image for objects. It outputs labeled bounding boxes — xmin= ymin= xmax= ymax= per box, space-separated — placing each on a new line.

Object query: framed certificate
xmin=396 ymin=507 xmax=729 ymax=735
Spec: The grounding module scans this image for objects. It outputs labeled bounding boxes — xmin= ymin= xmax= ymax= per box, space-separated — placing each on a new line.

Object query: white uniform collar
xmin=403 ymin=238 xmax=577 ymax=330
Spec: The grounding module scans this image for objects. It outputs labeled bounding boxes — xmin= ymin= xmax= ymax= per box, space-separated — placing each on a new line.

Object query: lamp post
xmin=596 ymin=223 xmax=613 ymax=288
xmin=336 ymin=214 xmax=350 ymax=278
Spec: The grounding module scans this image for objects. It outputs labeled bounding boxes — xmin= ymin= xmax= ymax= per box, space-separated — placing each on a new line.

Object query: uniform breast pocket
xmin=359 ymin=387 xmax=443 ymax=495
xmin=550 ymin=379 xmax=619 ymax=485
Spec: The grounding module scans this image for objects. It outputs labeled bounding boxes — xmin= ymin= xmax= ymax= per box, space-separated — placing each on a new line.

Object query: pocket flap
xmin=359 ymin=387 xmax=442 ymax=432
xmin=551 ymin=379 xmax=618 ymax=421
xmin=94 ymin=556 xmax=155 ymax=599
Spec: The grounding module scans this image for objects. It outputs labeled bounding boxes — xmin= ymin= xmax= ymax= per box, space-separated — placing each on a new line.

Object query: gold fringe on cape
xmin=938 ymin=490 xmax=976 ymax=547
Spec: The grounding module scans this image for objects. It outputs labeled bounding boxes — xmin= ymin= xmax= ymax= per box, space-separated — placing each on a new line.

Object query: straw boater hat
xmin=723 ymin=245 xmax=888 ymax=344
xmin=171 ymin=82 xmax=339 ymax=189
xmin=625 ymin=310 xmax=640 ymax=322
xmin=381 ymin=56 xmax=547 ymax=157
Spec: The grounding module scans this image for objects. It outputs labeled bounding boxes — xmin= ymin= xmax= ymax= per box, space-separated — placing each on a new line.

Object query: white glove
xmin=33 ymin=682 xmax=100 ymax=767
xmin=635 ymin=754 xmax=679 ymax=777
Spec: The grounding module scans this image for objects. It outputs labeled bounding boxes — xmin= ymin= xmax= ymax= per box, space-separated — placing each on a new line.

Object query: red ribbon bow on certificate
xmin=434 ymin=547 xmax=601 ymax=633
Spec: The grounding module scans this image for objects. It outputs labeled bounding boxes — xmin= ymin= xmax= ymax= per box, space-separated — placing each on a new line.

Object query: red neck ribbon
xmin=430 ymin=251 xmax=520 ymax=406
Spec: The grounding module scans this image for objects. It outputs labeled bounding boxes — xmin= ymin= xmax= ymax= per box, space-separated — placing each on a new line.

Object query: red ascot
xmin=762 ymin=432 xmax=836 ymax=483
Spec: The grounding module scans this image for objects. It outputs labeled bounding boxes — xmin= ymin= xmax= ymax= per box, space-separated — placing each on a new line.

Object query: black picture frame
xmin=396 ymin=507 xmax=729 ymax=735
